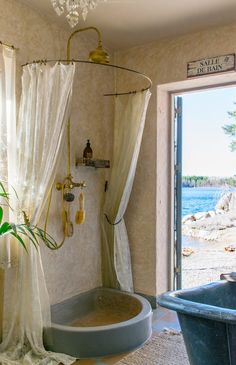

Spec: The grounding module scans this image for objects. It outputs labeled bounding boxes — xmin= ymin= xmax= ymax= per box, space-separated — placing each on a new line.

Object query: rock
xmin=182 ymin=190 xmax=236 ymax=242
xmin=215 ymin=209 xmax=224 ymax=215
xmin=208 ymin=210 xmax=216 ymax=217
xmin=215 ymin=192 xmax=232 ymax=211
xmin=229 ymin=193 xmax=236 ymax=212
xmin=194 ymin=212 xmax=208 ymax=220
xmin=224 ymin=245 xmax=236 ymax=252
xmin=215 ymin=191 xmax=236 ymax=213
xmin=182 ymin=247 xmax=194 ymax=257
xmin=182 ymin=214 xmax=196 ymax=224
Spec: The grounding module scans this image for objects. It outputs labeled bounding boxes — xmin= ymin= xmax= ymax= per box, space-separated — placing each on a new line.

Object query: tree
xmin=222 ymin=108 xmax=236 ymax=151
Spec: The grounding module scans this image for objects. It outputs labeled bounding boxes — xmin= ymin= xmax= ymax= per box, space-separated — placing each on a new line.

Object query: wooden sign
xmin=187 ymin=54 xmax=235 ymax=78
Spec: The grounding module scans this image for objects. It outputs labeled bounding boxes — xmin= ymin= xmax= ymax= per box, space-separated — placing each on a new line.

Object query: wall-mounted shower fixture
xmin=67 ymin=26 xmax=109 ymax=64
xmin=52 ymin=27 xmax=110 ymax=239
xmin=56 ymin=175 xmax=86 ymax=237
xmin=56 ymin=175 xmax=86 ymax=194
xmin=23 ymin=26 xmax=152 ymax=243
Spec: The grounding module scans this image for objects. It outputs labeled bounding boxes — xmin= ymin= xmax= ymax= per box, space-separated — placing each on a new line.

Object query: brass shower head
xmin=89 ymin=42 xmax=109 ymax=64
xmin=67 ymin=27 xmax=110 ymax=64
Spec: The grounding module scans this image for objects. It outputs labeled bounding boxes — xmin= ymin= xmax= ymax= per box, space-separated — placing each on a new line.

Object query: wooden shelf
xmin=76 ymin=158 xmax=110 ymax=168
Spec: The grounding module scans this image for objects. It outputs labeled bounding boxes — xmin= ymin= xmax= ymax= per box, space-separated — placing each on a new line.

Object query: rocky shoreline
xmin=182 ymin=191 xmax=236 ymax=243
xmin=181 ymin=190 xmax=236 ymax=288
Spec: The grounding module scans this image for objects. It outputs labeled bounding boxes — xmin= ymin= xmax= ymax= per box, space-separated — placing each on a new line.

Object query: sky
xmin=181 ymin=86 xmax=236 ymax=177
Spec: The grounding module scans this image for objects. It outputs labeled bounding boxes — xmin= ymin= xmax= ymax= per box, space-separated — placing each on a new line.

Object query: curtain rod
xmin=0 ymin=41 xmax=18 ymax=50
xmin=21 ymin=59 xmax=152 ymax=96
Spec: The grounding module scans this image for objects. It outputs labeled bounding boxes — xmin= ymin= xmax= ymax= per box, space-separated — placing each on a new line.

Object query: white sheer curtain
xmin=0 ymin=44 xmax=16 ymax=268
xmin=0 ymin=63 xmax=76 ymax=364
xmin=102 ymin=90 xmax=151 ymax=292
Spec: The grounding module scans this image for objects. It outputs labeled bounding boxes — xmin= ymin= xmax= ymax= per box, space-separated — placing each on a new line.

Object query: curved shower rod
xmin=22 ymin=27 xmax=152 ymax=243
xmin=21 ymin=59 xmax=152 ymax=96
xmin=22 ymin=26 xmax=152 ymax=96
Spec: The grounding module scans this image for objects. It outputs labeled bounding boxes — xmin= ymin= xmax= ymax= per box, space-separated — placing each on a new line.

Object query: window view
xmin=179 ymin=87 xmax=236 ymax=288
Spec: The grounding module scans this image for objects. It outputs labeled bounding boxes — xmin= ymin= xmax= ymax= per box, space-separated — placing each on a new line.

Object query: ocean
xmin=182 ymin=186 xmax=232 ymax=248
xmin=182 ymin=187 xmax=231 ymax=216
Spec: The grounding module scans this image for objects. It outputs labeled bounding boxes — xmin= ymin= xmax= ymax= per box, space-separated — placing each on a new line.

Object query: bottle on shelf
xmin=83 ymin=139 xmax=93 ymax=164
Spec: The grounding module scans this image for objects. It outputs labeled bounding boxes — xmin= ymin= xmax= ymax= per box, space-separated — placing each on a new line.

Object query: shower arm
xmin=67 ymin=26 xmax=103 ymax=61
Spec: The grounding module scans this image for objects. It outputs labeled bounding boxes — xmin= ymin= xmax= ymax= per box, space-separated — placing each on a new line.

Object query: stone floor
xmin=73 ymin=307 xmax=180 ymax=365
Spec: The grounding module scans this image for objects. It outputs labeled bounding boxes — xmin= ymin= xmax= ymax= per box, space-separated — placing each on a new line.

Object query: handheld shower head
xmin=63 ymin=192 xmax=75 ymax=202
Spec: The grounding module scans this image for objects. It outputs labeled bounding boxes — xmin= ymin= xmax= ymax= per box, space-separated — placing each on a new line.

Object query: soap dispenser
xmin=83 ymin=139 xmax=93 ymax=163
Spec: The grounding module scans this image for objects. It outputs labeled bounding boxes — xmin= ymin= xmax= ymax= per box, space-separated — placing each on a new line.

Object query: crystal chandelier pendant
xmin=66 ymin=0 xmax=79 ymax=12
xmin=88 ymin=0 xmax=97 ymax=10
xmin=51 ymin=0 xmax=66 ymax=16
xmin=82 ymin=8 xmax=88 ymax=21
xmin=66 ymin=10 xmax=80 ymax=28
xmin=50 ymin=0 xmax=107 ymax=28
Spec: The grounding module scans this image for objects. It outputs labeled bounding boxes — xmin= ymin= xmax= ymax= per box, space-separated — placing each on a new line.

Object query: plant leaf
xmin=24 ymin=225 xmax=39 ymax=245
xmin=0 ymin=182 xmax=8 ymax=197
xmin=16 ymin=225 xmax=38 ymax=250
xmin=0 ymin=180 xmax=60 ymax=252
xmin=34 ymin=227 xmax=58 ymax=250
xmin=0 ymin=222 xmax=12 ymax=236
xmin=10 ymin=232 xmax=27 ymax=252
xmin=0 ymin=207 xmax=3 ymax=225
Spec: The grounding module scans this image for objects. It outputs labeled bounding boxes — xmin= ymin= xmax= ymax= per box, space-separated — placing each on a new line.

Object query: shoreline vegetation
xmin=182 ymin=175 xmax=236 ymax=188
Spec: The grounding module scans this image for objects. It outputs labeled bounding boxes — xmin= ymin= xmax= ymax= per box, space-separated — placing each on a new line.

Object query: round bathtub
xmin=44 ymin=287 xmax=152 ymax=358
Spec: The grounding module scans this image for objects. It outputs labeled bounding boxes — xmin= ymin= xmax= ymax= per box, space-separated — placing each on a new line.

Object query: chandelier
xmin=51 ymin=0 xmax=107 ymax=28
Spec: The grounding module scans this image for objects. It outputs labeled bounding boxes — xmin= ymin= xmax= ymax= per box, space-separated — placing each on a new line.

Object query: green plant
xmin=0 ymin=181 xmax=59 ymax=251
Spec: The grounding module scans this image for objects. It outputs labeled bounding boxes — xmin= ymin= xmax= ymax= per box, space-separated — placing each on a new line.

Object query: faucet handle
xmin=81 ymin=181 xmax=86 ymax=188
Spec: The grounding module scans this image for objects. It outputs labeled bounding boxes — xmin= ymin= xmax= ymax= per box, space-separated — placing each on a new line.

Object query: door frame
xmin=174 ymin=96 xmax=183 ymax=290
xmin=156 ymin=72 xmax=236 ymax=293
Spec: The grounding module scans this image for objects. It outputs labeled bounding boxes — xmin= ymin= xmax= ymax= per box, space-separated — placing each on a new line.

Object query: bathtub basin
xmin=157 ymin=280 xmax=236 ymax=365
xmin=44 ymin=287 xmax=152 ymax=358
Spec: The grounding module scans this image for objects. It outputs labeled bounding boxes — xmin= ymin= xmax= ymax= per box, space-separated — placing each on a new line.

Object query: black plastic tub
xmin=157 ymin=281 xmax=236 ymax=365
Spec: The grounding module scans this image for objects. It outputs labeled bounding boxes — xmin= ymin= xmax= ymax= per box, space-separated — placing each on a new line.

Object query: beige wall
xmin=0 ymin=0 xmax=114 ymax=305
xmin=115 ymin=23 xmax=236 ymax=296
xmin=2 ymin=0 xmax=236 ymax=305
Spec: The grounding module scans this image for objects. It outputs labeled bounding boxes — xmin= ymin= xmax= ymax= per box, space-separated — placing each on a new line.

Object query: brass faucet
xmin=56 ymin=175 xmax=86 ymax=192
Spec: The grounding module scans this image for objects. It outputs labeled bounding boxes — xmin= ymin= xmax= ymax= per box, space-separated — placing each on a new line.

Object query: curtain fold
xmin=0 ymin=44 xmax=16 ymax=268
xmin=0 ymin=63 xmax=76 ymax=364
xmin=101 ymin=90 xmax=151 ymax=292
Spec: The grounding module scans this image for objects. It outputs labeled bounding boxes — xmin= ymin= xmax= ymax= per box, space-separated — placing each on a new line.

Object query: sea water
xmin=182 ymin=187 xmax=229 ymax=217
xmin=182 ymin=186 xmax=234 ymax=248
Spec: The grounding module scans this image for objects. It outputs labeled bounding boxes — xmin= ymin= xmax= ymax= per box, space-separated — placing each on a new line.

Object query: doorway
xmin=174 ymin=86 xmax=236 ymax=289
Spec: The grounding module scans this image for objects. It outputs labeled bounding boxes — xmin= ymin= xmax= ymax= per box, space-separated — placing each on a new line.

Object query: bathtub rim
xmin=158 ymin=280 xmax=236 ymax=324
xmin=49 ymin=287 xmax=153 ymax=333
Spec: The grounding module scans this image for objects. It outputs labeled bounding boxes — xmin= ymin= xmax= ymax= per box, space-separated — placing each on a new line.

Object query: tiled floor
xmin=73 ymin=306 xmax=180 ymax=365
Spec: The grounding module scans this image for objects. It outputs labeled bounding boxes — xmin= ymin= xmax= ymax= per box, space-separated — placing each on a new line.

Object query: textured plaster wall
xmin=115 ymin=23 xmax=236 ymax=296
xmin=0 ymin=0 xmax=114 ymax=304
xmin=2 ymin=0 xmax=236 ymax=304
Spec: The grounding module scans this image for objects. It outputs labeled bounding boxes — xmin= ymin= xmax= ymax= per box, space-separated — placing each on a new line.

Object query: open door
xmin=174 ymin=96 xmax=182 ymax=290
